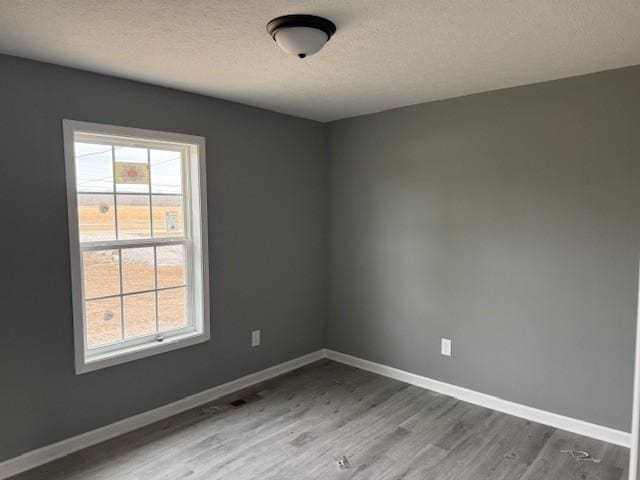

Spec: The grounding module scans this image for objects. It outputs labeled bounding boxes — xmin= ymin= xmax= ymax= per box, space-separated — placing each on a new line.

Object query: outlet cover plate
xmin=441 ymin=338 xmax=452 ymax=357
xmin=251 ymin=330 xmax=261 ymax=347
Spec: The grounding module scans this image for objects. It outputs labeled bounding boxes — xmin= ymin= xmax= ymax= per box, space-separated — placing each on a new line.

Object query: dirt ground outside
xmin=78 ymin=201 xmax=189 ymax=348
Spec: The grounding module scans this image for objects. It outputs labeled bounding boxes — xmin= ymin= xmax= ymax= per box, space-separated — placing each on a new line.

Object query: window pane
xmin=115 ymin=146 xmax=149 ymax=194
xmin=117 ymin=194 xmax=151 ymax=239
xmin=78 ymin=194 xmax=116 ymax=242
xmin=158 ymin=287 xmax=186 ymax=331
xmin=151 ymin=150 xmax=182 ymax=194
xmin=122 ymin=247 xmax=155 ymax=293
xmin=82 ymin=250 xmax=120 ymax=299
xmin=156 ymin=245 xmax=185 ymax=288
xmin=86 ymin=297 xmax=122 ymax=347
xmin=75 ymin=143 xmax=113 ymax=193
xmin=152 ymin=195 xmax=184 ymax=237
xmin=123 ymin=292 xmax=156 ymax=339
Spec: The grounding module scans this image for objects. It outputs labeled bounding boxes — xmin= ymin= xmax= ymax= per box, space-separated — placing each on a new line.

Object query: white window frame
xmin=63 ymin=120 xmax=210 ymax=374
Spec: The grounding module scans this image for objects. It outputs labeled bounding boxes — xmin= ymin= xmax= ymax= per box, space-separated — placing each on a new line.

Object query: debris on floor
xmin=332 ymin=378 xmax=343 ymax=385
xmin=200 ymin=405 xmax=227 ymax=415
xmin=336 ymin=456 xmax=351 ymax=470
xmin=560 ymin=449 xmax=602 ymax=463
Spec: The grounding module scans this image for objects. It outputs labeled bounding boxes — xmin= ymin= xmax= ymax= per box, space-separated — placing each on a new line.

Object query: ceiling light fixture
xmin=267 ymin=14 xmax=336 ymax=59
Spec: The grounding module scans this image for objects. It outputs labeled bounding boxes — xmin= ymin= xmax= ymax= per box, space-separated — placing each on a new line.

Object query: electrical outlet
xmin=441 ymin=338 xmax=452 ymax=357
xmin=251 ymin=330 xmax=261 ymax=347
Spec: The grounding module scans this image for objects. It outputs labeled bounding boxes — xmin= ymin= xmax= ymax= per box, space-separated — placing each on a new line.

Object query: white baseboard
xmin=324 ymin=349 xmax=631 ymax=448
xmin=1 ymin=348 xmax=630 ymax=479
xmin=0 ymin=350 xmax=324 ymax=480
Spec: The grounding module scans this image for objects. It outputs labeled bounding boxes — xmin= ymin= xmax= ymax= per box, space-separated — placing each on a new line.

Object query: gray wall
xmin=2 ymin=53 xmax=639 ymax=463
xmin=0 ymin=55 xmax=326 ymax=462
xmin=326 ymin=66 xmax=640 ymax=432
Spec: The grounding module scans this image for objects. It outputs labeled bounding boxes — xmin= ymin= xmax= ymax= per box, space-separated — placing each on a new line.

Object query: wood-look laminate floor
xmin=11 ymin=360 xmax=629 ymax=480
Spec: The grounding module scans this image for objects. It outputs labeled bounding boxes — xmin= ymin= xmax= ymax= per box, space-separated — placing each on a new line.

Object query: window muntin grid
xmin=74 ymin=135 xmax=193 ymax=353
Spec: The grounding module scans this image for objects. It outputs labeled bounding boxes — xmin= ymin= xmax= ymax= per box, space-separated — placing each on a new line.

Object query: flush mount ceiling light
xmin=267 ymin=14 xmax=336 ymax=59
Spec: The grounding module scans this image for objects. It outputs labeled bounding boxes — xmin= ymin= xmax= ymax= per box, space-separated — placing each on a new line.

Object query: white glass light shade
xmin=274 ymin=27 xmax=329 ymax=58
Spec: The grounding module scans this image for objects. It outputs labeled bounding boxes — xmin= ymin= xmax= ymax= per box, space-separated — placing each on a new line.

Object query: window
xmin=63 ymin=120 xmax=210 ymax=373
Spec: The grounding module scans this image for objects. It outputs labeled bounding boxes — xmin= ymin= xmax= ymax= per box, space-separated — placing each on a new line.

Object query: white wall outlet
xmin=441 ymin=338 xmax=452 ymax=357
xmin=251 ymin=330 xmax=261 ymax=347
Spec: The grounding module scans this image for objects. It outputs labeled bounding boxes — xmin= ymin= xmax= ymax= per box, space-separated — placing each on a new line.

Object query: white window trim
xmin=63 ymin=120 xmax=211 ymax=374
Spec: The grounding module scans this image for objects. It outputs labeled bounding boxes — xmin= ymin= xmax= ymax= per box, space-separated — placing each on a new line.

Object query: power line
xmin=75 ymin=146 xmax=122 ymax=158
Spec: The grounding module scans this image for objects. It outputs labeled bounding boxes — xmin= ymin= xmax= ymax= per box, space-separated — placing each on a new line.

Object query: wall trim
xmin=0 ymin=350 xmax=325 ymax=480
xmin=1 ymin=348 xmax=630 ymax=479
xmin=628 ymin=258 xmax=640 ymax=480
xmin=324 ymin=349 xmax=631 ymax=448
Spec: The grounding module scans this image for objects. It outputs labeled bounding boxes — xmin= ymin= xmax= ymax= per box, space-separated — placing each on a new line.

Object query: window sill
xmin=77 ymin=330 xmax=210 ymax=374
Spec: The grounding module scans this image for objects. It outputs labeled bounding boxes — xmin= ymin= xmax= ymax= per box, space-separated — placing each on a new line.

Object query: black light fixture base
xmin=266 ymin=14 xmax=337 ymax=40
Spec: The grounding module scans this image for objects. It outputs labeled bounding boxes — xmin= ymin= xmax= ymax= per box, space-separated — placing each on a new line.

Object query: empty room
xmin=1 ymin=1 xmax=640 ymax=479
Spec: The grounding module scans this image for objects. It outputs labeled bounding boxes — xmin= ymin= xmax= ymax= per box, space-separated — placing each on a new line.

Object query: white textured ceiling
xmin=1 ymin=1 xmax=639 ymax=122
